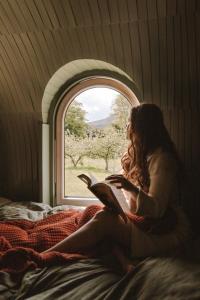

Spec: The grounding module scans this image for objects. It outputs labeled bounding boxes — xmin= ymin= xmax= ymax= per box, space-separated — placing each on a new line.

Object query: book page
xmin=90 ymin=183 xmax=118 ymax=209
xmin=78 ymin=173 xmax=98 ymax=187
xmin=108 ymin=183 xmax=130 ymax=213
xmin=78 ymin=174 xmax=130 ymax=222
xmin=89 ymin=182 xmax=129 ymax=223
xmin=88 ymin=172 xmax=98 ymax=186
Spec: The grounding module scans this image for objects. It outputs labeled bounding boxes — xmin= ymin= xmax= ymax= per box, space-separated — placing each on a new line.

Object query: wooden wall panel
xmin=158 ymin=18 xmax=168 ymax=107
xmin=0 ymin=113 xmax=41 ymax=201
xmin=129 ymin=22 xmax=143 ymax=96
xmin=138 ymin=20 xmax=152 ymax=102
xmin=0 ymin=0 xmax=199 ymax=231
xmin=166 ymin=17 xmax=175 ymax=107
xmin=120 ymin=23 xmax=133 ymax=76
xmin=174 ymin=16 xmax=182 ymax=108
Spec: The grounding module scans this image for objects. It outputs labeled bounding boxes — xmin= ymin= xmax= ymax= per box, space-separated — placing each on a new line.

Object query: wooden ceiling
xmin=0 ymin=0 xmax=199 ymax=114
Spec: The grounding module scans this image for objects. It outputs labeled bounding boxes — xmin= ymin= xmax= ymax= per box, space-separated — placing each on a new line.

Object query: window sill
xmin=58 ymin=196 xmax=101 ymax=207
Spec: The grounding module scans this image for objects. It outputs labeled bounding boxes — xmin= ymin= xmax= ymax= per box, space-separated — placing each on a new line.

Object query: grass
xmin=64 ymin=158 xmax=121 ymax=197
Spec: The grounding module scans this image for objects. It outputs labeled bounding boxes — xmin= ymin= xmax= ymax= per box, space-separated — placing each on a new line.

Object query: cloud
xmin=75 ymin=87 xmax=120 ymax=122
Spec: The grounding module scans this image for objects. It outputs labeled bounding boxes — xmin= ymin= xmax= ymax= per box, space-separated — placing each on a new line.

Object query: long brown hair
xmin=121 ymin=103 xmax=181 ymax=189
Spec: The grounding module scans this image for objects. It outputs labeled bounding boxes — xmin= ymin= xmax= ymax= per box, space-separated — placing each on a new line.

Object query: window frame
xmin=55 ymin=76 xmax=139 ymax=206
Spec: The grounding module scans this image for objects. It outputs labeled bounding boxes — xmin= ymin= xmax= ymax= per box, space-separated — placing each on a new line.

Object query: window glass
xmin=64 ymin=87 xmax=131 ymax=198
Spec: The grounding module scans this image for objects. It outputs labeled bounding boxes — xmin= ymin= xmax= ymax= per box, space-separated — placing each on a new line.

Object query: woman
xmin=44 ymin=103 xmax=190 ymax=259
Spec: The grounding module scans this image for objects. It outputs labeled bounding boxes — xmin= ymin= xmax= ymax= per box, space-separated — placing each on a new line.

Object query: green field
xmin=64 ymin=158 xmax=121 ymax=197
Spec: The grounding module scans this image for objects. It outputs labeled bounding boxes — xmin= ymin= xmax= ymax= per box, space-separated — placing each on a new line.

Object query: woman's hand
xmin=105 ymin=174 xmax=139 ymax=194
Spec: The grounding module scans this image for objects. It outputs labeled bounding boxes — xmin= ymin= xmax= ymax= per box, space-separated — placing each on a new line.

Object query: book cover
xmin=78 ymin=174 xmax=129 ymax=223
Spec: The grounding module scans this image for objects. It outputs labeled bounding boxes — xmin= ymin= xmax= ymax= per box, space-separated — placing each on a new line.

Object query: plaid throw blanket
xmin=0 ymin=205 xmax=101 ymax=276
xmin=0 ymin=204 xmax=177 ymax=277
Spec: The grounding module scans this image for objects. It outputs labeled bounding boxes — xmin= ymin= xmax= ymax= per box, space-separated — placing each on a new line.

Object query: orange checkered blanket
xmin=0 ymin=204 xmax=176 ymax=277
xmin=0 ymin=205 xmax=101 ymax=276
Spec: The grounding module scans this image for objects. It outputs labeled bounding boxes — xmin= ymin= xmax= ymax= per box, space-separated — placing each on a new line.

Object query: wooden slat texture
xmin=187 ymin=15 xmax=198 ymax=107
xmin=21 ymin=32 xmax=47 ymax=90
xmin=0 ymin=0 xmax=199 ymax=35
xmin=33 ymin=31 xmax=54 ymax=75
xmin=137 ymin=0 xmax=148 ymax=20
xmin=7 ymin=34 xmax=37 ymax=110
xmin=25 ymin=0 xmax=45 ymax=30
xmin=129 ymin=22 xmax=143 ymax=97
xmin=79 ymin=0 xmax=93 ymax=26
xmin=148 ymin=18 xmax=160 ymax=104
xmin=158 ymin=18 xmax=168 ymax=107
xmin=68 ymin=27 xmax=84 ymax=58
xmin=85 ymin=26 xmax=99 ymax=59
xmin=51 ymin=29 xmax=69 ymax=65
xmin=0 ymin=1 xmax=16 ymax=33
xmin=41 ymin=0 xmax=60 ymax=29
xmin=118 ymin=0 xmax=129 ymax=23
xmin=196 ymin=15 xmax=200 ymax=107
xmin=178 ymin=108 xmax=184 ymax=162
xmin=34 ymin=0 xmax=54 ymax=28
xmin=177 ymin=0 xmax=186 ymax=15
xmin=69 ymin=0 xmax=85 ymax=27
xmin=147 ymin=0 xmax=157 ymax=19
xmin=92 ymin=26 xmax=107 ymax=60
xmin=166 ymin=17 xmax=174 ymax=107
xmin=87 ymin=0 xmax=101 ymax=25
xmin=16 ymin=0 xmax=38 ymax=31
xmin=108 ymin=0 xmax=119 ymax=24
xmin=0 ymin=37 xmax=27 ymax=111
xmin=27 ymin=31 xmax=50 ymax=83
xmin=191 ymin=109 xmax=200 ymax=170
xmin=127 ymin=0 xmax=138 ymax=22
xmin=98 ymin=0 xmax=111 ymax=24
xmin=157 ymin=0 xmax=167 ymax=17
xmin=0 ymin=55 xmax=16 ymax=112
xmin=110 ymin=24 xmax=124 ymax=69
xmin=120 ymin=23 xmax=133 ymax=76
xmin=38 ymin=30 xmax=58 ymax=71
xmin=174 ymin=16 xmax=182 ymax=107
xmin=77 ymin=27 xmax=91 ymax=58
xmin=181 ymin=16 xmax=190 ymax=108
xmin=1 ymin=0 xmax=22 ymax=32
xmin=185 ymin=0 xmax=196 ymax=15
xmin=138 ymin=20 xmax=152 ymax=102
xmin=61 ymin=0 xmax=77 ymax=27
xmin=59 ymin=29 xmax=77 ymax=60
xmin=184 ymin=108 xmax=192 ymax=170
xmin=50 ymin=0 xmax=68 ymax=28
xmin=166 ymin=0 xmax=177 ymax=16
xmin=101 ymin=24 xmax=116 ymax=64
xmin=43 ymin=30 xmax=63 ymax=66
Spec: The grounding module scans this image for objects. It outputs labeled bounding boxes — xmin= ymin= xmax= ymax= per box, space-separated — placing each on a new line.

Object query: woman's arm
xmin=135 ymin=153 xmax=178 ymax=218
xmin=106 ymin=152 xmax=178 ymax=218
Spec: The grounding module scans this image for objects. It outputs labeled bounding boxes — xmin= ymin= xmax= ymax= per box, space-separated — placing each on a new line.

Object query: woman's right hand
xmin=105 ymin=174 xmax=139 ymax=195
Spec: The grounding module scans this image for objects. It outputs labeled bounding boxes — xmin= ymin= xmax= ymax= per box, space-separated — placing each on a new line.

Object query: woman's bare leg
xmin=43 ymin=210 xmax=131 ymax=254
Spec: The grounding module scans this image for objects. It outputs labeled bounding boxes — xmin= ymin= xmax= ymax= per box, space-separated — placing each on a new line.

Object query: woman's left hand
xmin=105 ymin=174 xmax=138 ymax=193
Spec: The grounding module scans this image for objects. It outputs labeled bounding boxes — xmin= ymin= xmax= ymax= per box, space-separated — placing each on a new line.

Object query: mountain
xmin=87 ymin=115 xmax=114 ymax=128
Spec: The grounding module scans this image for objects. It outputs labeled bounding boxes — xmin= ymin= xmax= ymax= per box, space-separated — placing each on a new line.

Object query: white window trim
xmin=54 ymin=76 xmax=139 ymax=207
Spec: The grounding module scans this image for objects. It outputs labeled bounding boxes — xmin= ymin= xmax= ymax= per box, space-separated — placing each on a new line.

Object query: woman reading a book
xmin=44 ymin=103 xmax=190 ymax=261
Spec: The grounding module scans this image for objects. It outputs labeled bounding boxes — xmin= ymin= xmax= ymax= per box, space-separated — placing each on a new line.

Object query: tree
xmin=91 ymin=128 xmax=127 ymax=171
xmin=112 ymin=95 xmax=131 ymax=132
xmin=64 ymin=134 xmax=93 ymax=167
xmin=64 ymin=101 xmax=88 ymax=137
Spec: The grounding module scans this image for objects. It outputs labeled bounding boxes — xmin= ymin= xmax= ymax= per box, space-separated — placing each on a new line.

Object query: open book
xmin=77 ymin=173 xmax=130 ymax=223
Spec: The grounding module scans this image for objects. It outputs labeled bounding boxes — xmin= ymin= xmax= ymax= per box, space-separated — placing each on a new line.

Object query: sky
xmin=75 ymin=87 xmax=120 ymax=122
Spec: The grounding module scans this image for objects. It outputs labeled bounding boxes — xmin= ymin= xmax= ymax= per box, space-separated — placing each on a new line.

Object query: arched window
xmin=54 ymin=77 xmax=139 ymax=206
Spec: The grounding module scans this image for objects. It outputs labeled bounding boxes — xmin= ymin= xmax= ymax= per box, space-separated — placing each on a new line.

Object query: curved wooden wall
xmin=0 ymin=0 xmax=199 ymax=227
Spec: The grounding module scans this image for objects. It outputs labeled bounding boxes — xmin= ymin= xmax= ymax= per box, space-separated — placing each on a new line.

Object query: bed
xmin=0 ymin=197 xmax=200 ymax=300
